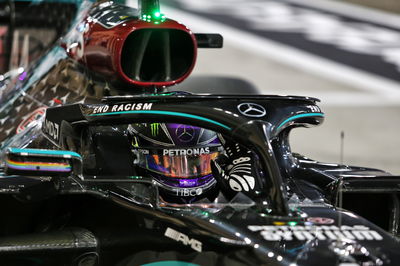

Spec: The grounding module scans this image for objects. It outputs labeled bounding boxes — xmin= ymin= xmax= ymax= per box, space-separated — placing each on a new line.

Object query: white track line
xmin=164 ymin=6 xmax=400 ymax=101
xmin=288 ymin=0 xmax=400 ymax=29
xmin=126 ymin=0 xmax=137 ymax=8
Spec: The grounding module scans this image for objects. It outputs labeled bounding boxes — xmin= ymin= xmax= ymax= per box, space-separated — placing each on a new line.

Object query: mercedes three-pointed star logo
xmin=175 ymin=124 xmax=195 ymax=142
xmin=237 ymin=103 xmax=267 ymax=117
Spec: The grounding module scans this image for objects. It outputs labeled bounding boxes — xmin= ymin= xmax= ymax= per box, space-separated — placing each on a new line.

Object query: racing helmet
xmin=128 ymin=123 xmax=223 ymax=203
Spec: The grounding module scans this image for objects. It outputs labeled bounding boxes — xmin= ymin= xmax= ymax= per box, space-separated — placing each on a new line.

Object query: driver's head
xmin=128 ymin=123 xmax=223 ymax=203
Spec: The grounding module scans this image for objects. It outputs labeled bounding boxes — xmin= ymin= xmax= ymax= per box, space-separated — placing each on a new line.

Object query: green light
xmin=201 ymin=211 xmax=209 ymax=217
xmin=141 ymin=11 xmax=166 ymax=23
xmin=288 ymin=221 xmax=298 ymax=226
xmin=140 ymin=0 xmax=163 ymax=22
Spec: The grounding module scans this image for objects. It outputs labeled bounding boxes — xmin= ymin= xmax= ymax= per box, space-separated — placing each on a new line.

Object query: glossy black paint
xmin=42 ymin=94 xmax=324 ymax=215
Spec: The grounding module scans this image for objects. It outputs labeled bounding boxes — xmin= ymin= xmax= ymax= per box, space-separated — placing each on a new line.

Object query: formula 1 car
xmin=0 ymin=0 xmax=399 ymax=265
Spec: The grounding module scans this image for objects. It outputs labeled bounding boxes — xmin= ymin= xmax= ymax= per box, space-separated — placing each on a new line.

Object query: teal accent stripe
xmin=141 ymin=261 xmax=199 ymax=266
xmin=277 ymin=113 xmax=324 ymax=130
xmin=9 ymin=148 xmax=82 ymax=159
xmin=89 ymin=110 xmax=232 ymax=131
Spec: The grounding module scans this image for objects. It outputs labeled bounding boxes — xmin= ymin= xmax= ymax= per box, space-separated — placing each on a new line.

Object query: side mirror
xmin=195 ymin=34 xmax=223 ymax=48
xmin=5 ymin=148 xmax=82 ymax=178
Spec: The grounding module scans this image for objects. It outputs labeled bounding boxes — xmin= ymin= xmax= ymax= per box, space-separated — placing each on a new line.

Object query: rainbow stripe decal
xmin=6 ymin=159 xmax=72 ymax=172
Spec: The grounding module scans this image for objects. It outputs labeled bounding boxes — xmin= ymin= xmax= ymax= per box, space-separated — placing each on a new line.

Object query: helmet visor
xmin=136 ymin=151 xmax=219 ymax=178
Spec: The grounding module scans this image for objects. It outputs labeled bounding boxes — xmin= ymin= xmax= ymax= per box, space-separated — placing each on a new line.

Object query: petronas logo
xmin=151 ymin=123 xmax=160 ymax=136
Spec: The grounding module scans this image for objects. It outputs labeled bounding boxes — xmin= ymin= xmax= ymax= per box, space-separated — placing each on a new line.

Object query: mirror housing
xmin=5 ymin=148 xmax=82 ymax=178
xmin=195 ymin=34 xmax=223 ymax=48
xmin=65 ymin=2 xmax=198 ymax=88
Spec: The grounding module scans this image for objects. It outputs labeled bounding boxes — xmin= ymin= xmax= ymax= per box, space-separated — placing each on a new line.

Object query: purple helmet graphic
xmin=129 ymin=123 xmax=222 ymax=202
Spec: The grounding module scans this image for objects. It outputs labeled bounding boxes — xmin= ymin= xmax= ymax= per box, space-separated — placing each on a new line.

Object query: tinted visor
xmin=136 ymin=151 xmax=219 ymax=178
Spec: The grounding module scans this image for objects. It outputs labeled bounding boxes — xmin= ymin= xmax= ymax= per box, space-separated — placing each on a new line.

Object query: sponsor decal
xmin=237 ymin=103 xmax=266 ymax=118
xmin=92 ymin=103 xmax=153 ymax=114
xmin=307 ymin=217 xmax=335 ymax=225
xmin=232 ymin=156 xmax=251 ymax=165
xmin=163 ymin=147 xmax=210 ymax=156
xmin=43 ymin=119 xmax=60 ymax=141
xmin=174 ymin=188 xmax=203 ymax=197
xmin=223 ymin=157 xmax=255 ymax=192
xmin=307 ymin=105 xmax=321 ymax=113
xmin=175 ymin=124 xmax=195 ymax=142
xmin=151 ymin=123 xmax=160 ymax=136
xmin=228 ymin=173 xmax=255 ymax=192
xmin=164 ymin=227 xmax=202 ymax=252
xmin=16 ymin=107 xmax=46 ymax=134
xmin=137 ymin=149 xmax=149 ymax=155
xmin=248 ymin=225 xmax=383 ymax=241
